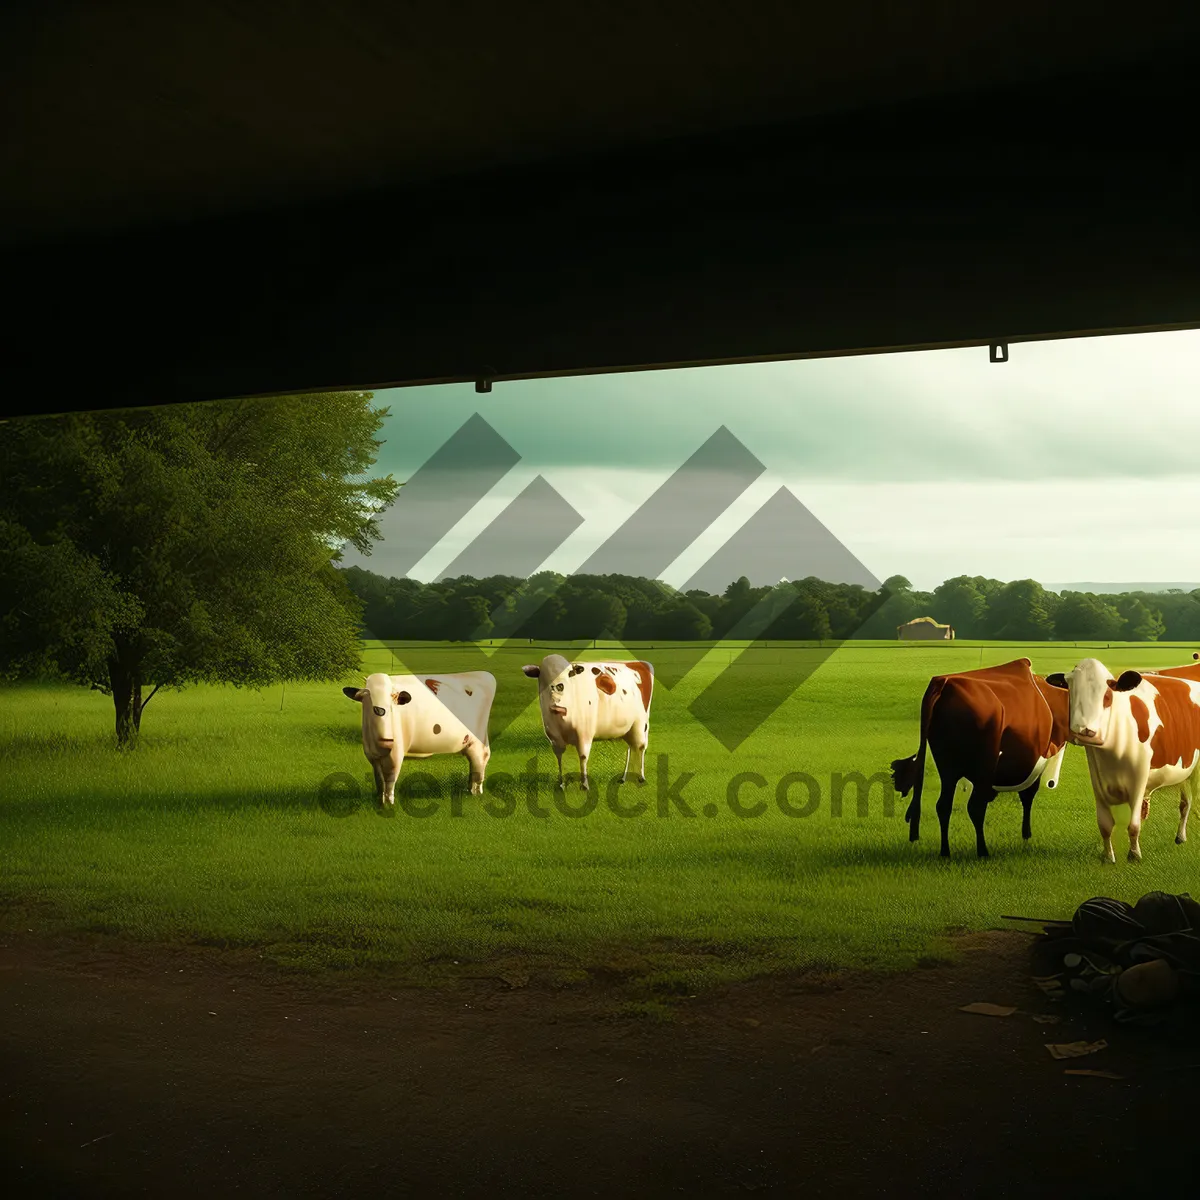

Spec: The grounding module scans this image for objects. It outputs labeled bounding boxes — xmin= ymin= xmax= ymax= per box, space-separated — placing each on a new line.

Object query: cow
xmin=521 ymin=654 xmax=654 ymax=791
xmin=889 ymin=658 xmax=1073 ymax=858
xmin=1043 ymin=659 xmax=1200 ymax=863
xmin=342 ymin=670 xmax=496 ymax=807
xmin=1081 ymin=651 xmax=1200 ymax=833
xmin=1073 ymin=650 xmax=1200 ymax=833
xmin=1143 ymin=651 xmax=1200 ymax=684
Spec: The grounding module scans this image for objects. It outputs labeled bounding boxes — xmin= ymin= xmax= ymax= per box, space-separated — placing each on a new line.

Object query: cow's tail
xmin=890 ymin=677 xmax=945 ymax=843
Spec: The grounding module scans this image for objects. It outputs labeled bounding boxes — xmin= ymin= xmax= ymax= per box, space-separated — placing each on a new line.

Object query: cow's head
xmin=522 ymin=654 xmax=613 ymax=721
xmin=1043 ymin=658 xmax=1141 ymax=747
xmin=342 ymin=671 xmax=411 ymax=752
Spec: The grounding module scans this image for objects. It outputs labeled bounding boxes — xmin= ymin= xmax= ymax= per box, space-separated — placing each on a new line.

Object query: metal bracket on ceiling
xmin=475 ymin=366 xmax=498 ymax=393
xmin=989 ymin=342 xmax=1009 ymax=363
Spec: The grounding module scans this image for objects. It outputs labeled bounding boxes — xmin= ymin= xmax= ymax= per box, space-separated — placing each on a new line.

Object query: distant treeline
xmin=337 ymin=566 xmax=1200 ymax=643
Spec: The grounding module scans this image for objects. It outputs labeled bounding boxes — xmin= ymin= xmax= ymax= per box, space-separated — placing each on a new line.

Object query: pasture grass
xmin=3 ymin=639 xmax=1200 ymax=995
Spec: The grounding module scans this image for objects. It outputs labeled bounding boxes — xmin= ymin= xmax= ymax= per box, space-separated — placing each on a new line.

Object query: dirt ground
xmin=2 ymin=927 xmax=1198 ymax=1198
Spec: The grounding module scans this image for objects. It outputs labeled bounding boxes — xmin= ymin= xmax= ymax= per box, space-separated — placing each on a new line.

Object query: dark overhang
xmin=3 ymin=2 xmax=1199 ymax=417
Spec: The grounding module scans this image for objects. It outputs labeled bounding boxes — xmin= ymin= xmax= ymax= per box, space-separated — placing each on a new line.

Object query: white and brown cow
xmin=1143 ymin=651 xmax=1200 ymax=685
xmin=1044 ymin=658 xmax=1200 ymax=862
xmin=521 ymin=655 xmax=653 ymax=791
xmin=342 ymin=671 xmax=496 ymax=807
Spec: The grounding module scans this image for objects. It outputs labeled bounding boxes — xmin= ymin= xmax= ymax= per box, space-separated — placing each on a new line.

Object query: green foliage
xmin=337 ymin=564 xmax=1187 ymax=648
xmin=1116 ymin=596 xmax=1167 ymax=642
xmin=1054 ymin=592 xmax=1125 ymax=641
xmin=984 ymin=579 xmax=1058 ymax=641
xmin=0 ymin=393 xmax=398 ymax=744
xmin=931 ymin=576 xmax=989 ymax=638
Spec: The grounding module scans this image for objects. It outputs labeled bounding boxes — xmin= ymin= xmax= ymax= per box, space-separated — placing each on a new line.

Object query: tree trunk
xmin=109 ymin=655 xmax=144 ymax=749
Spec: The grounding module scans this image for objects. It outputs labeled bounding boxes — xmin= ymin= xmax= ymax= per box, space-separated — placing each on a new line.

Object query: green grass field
xmin=4 ymin=639 xmax=1199 ymax=998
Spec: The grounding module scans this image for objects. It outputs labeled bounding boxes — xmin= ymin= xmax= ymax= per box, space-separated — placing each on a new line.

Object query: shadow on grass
xmin=1 ymin=724 xmax=359 ymax=762
xmin=1 ymin=758 xmax=541 ymax=820
xmin=1 ymin=776 xmax=374 ymax=820
xmin=591 ymin=826 xmax=1094 ymax=875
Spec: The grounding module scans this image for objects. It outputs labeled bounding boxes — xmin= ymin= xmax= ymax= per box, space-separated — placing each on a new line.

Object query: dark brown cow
xmin=890 ymin=658 xmax=1072 ymax=858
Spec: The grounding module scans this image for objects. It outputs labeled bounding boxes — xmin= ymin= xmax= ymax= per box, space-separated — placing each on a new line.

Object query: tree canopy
xmin=339 ymin=564 xmax=1200 ymax=647
xmin=0 ymin=392 xmax=398 ymax=746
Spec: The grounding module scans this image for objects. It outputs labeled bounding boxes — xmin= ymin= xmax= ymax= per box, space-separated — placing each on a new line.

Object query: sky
xmin=337 ymin=328 xmax=1200 ymax=593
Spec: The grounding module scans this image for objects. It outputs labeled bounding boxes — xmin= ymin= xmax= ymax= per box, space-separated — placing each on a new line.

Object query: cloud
xmin=367 ymin=328 xmax=1200 ymax=484
xmin=793 ymin=479 xmax=1200 ymax=591
xmin=344 ymin=330 xmax=1200 ymax=589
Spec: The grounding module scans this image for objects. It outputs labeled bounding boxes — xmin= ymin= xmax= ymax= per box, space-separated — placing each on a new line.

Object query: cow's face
xmin=1045 ymin=659 xmax=1141 ymax=747
xmin=522 ymin=656 xmax=614 ymax=722
xmin=342 ymin=671 xmax=411 ymax=751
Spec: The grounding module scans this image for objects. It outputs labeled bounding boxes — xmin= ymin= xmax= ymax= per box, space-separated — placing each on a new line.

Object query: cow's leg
xmin=380 ymin=749 xmax=402 ymax=809
xmin=1127 ymin=792 xmax=1147 ymax=863
xmin=578 ymin=738 xmax=593 ymax=791
xmin=462 ymin=734 xmax=487 ymax=795
xmin=619 ymin=741 xmax=631 ymax=784
xmin=1096 ymin=797 xmax=1116 ymax=864
xmin=632 ymin=720 xmax=649 ymax=786
xmin=551 ymin=740 xmax=566 ymax=790
xmin=1019 ymin=780 xmax=1040 ymax=842
xmin=967 ymin=785 xmax=994 ymax=858
xmin=935 ymin=775 xmax=958 ymax=858
xmin=371 ymin=759 xmax=384 ymax=804
xmin=1178 ymin=779 xmax=1193 ymax=845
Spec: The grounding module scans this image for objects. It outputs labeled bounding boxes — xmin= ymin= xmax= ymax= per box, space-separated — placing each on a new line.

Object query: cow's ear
xmin=522 ymin=665 xmax=541 ymax=678
xmin=595 ymin=673 xmax=617 ymax=695
xmin=394 ymin=690 xmax=412 ymax=705
xmin=1109 ymin=671 xmax=1142 ymax=692
xmin=1043 ymin=673 xmax=1068 ymax=690
xmin=343 ymin=687 xmax=366 ymax=701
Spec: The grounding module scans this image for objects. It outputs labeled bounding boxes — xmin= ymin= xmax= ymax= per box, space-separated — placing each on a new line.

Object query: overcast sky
xmin=338 ymin=329 xmax=1200 ymax=593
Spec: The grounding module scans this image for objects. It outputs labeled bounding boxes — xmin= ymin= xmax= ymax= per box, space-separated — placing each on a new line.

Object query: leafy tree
xmin=1053 ymin=592 xmax=1125 ymax=641
xmin=330 ymin=566 xmax=1198 ymax=648
xmin=724 ymin=576 xmax=753 ymax=602
xmin=340 ymin=563 xmax=398 ymax=638
xmin=984 ymin=580 xmax=1057 ymax=641
xmin=932 ymin=576 xmax=989 ymax=638
xmin=560 ymin=588 xmax=628 ymax=641
xmin=651 ymin=600 xmax=713 ymax=640
xmin=730 ymin=581 xmax=785 ymax=639
xmin=441 ymin=593 xmax=495 ymax=641
xmin=0 ymin=393 xmax=398 ymax=747
xmin=1161 ymin=592 xmax=1200 ymax=642
xmin=716 ymin=577 xmax=771 ymax=635
xmin=769 ymin=584 xmax=832 ymax=640
xmin=1117 ymin=597 xmax=1166 ymax=642
xmin=793 ymin=577 xmax=855 ymax=639
xmin=474 ymin=574 xmax=524 ymax=611
xmin=684 ymin=589 xmax=726 ymax=629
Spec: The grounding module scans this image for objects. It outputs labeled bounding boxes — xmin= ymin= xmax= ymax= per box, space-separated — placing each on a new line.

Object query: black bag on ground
xmin=1068 ymin=892 xmax=1200 ymax=1000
